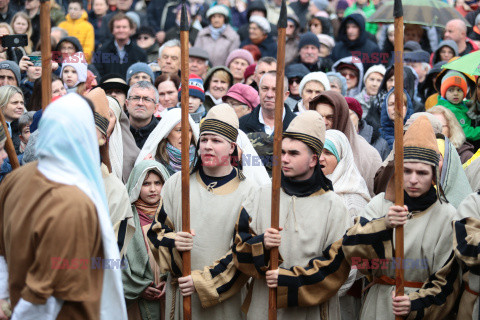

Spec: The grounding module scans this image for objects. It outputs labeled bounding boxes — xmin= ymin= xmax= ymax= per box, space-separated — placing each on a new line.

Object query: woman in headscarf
xmin=321 ymin=129 xmax=371 ymax=222
xmin=0 ymin=93 xmax=127 ymax=319
xmin=310 ymin=90 xmax=382 ymax=196
xmin=123 ymin=160 xmax=171 ymax=320
xmin=136 ymin=108 xmax=199 ymax=175
xmin=203 ymin=66 xmax=234 ymax=112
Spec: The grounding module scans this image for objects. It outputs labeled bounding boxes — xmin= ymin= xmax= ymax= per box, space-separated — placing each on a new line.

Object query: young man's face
xmin=188 ymin=96 xmax=202 ymax=113
xmin=403 ymin=162 xmax=433 ymax=198
xmin=281 ymin=137 xmax=317 ymax=180
xmin=445 ymin=86 xmax=464 ymax=104
xmin=68 ymin=2 xmax=83 ymax=20
xmin=0 ymin=69 xmax=16 ymax=86
xmin=346 ymin=22 xmax=360 ymax=41
xmin=199 ymin=133 xmax=235 ymax=168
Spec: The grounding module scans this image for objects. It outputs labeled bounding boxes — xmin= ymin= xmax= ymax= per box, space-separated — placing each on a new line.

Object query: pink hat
xmin=225 ymin=49 xmax=254 ymax=68
xmin=222 ymin=83 xmax=260 ymax=110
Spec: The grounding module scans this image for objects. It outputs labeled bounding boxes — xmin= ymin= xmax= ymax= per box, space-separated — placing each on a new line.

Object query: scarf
xmin=134 ymin=198 xmax=159 ymax=227
xmin=190 ymin=104 xmax=206 ymax=123
xmin=209 ymin=24 xmax=226 ymax=41
xmin=404 ymin=185 xmax=437 ymax=212
xmin=199 ymin=166 xmax=237 ymax=189
xmin=166 ymin=142 xmax=196 ymax=173
xmin=281 ymin=164 xmax=333 ymax=197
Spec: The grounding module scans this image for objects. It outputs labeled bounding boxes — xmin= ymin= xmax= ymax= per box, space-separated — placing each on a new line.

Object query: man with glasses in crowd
xmin=125 ymin=80 xmax=159 ymax=148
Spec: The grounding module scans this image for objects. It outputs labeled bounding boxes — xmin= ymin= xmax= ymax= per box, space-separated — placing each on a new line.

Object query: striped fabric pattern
xmin=454 ymin=217 xmax=480 ymax=275
xmin=404 ymin=146 xmax=439 ymax=166
xmin=283 ymin=131 xmax=324 ymax=155
xmin=200 ymin=118 xmax=238 ymax=142
xmin=94 ymin=112 xmax=109 ymax=136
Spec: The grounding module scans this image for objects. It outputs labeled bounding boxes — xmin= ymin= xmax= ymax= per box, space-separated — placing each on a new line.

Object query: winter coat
xmin=236 ymin=0 xmax=278 ymax=42
xmin=165 ymin=24 xmax=199 ymax=47
xmin=358 ymin=119 xmax=390 ymax=161
xmin=194 ymin=24 xmax=240 ymax=67
xmin=240 ymin=35 xmax=277 ymax=59
xmin=146 ymin=0 xmax=178 ymax=32
xmin=431 ymin=40 xmax=459 ymax=66
xmin=436 ymin=96 xmax=480 ymax=143
xmin=93 ymin=39 xmax=147 ymax=80
xmin=239 ymin=103 xmax=296 ymax=134
xmin=331 ymin=13 xmax=380 ymax=71
xmin=58 ymin=11 xmax=95 ymax=63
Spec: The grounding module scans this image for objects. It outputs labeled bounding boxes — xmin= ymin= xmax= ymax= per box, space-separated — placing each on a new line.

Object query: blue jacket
xmin=380 ymin=88 xmax=414 ymax=149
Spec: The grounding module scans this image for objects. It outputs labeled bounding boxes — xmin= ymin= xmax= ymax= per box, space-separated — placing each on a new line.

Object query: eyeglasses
xmin=340 ymin=71 xmax=358 ymax=79
xmin=288 ymin=78 xmax=301 ymax=85
xmin=128 ymin=96 xmax=155 ymax=104
xmin=138 ymin=35 xmax=151 ymax=40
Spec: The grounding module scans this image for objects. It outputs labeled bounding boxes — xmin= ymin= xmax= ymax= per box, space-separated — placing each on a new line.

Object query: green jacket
xmin=437 ymin=96 xmax=480 ymax=142
xmin=344 ymin=1 xmax=378 ymax=35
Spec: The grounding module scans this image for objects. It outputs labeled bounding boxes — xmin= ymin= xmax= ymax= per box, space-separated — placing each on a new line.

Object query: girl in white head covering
xmin=107 ymin=96 xmax=124 ymax=181
xmin=321 ymin=129 xmax=371 ymax=223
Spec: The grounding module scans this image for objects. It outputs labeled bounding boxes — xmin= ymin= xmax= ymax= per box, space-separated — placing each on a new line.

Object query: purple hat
xmin=225 ymin=49 xmax=254 ymax=68
xmin=222 ymin=83 xmax=260 ymax=110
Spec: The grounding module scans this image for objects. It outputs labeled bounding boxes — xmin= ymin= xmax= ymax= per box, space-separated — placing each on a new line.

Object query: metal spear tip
xmin=180 ymin=1 xmax=189 ymax=31
xmin=277 ymin=0 xmax=287 ymax=28
xmin=394 ymin=0 xmax=403 ymax=18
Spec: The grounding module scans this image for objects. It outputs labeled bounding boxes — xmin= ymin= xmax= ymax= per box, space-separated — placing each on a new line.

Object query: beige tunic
xmin=149 ymin=170 xmax=257 ymax=320
xmin=359 ymin=193 xmax=457 ymax=320
xmin=238 ymin=186 xmax=350 ymax=320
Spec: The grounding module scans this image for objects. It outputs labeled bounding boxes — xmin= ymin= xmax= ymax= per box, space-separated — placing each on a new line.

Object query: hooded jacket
xmin=331 ymin=13 xmax=380 ymax=71
xmin=380 ymin=88 xmax=414 ymax=149
xmin=203 ymin=66 xmax=234 ymax=112
xmin=365 ymin=65 xmax=422 ymax=131
xmin=58 ymin=11 xmax=95 ymax=63
xmin=343 ymin=1 xmax=378 ymax=35
xmin=237 ymin=1 xmax=278 ymax=42
xmin=332 ymin=56 xmax=364 ymax=97
xmin=431 ymin=40 xmax=459 ymax=66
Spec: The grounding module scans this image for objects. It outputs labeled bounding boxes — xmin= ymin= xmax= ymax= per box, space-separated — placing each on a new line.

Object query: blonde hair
xmin=428 ymin=105 xmax=466 ymax=148
xmin=10 ymin=12 xmax=33 ymax=54
xmin=0 ymin=23 xmax=13 ymax=35
xmin=0 ymin=85 xmax=24 ymax=114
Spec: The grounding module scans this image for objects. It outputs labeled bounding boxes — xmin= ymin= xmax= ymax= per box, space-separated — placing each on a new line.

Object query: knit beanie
xmin=440 ymin=70 xmax=468 ymax=99
xmin=126 ymin=62 xmax=155 ymax=85
xmin=403 ymin=115 xmax=440 ymax=166
xmin=312 ymin=0 xmax=328 ymax=11
xmin=222 ymin=83 xmax=260 ymax=110
xmin=283 ymin=110 xmax=325 ymax=155
xmin=336 ymin=0 xmax=349 ymax=11
xmin=206 ymin=4 xmax=230 ymax=19
xmin=61 ymin=61 xmax=88 ymax=87
xmin=250 ymin=15 xmax=271 ymax=34
xmin=225 ymin=49 xmax=254 ymax=68
xmin=326 ymin=72 xmax=347 ymax=96
xmin=200 ymin=103 xmax=239 ymax=142
xmin=0 ymin=61 xmax=20 ymax=85
xmin=244 ymin=64 xmax=256 ymax=82
xmin=179 ymin=74 xmax=205 ymax=102
xmin=299 ymin=71 xmax=331 ymax=95
xmin=299 ymin=31 xmax=321 ymax=50
xmin=363 ymin=64 xmax=386 ymax=84
xmin=85 ymin=88 xmax=110 ymax=136
xmin=345 ymin=97 xmax=363 ymax=119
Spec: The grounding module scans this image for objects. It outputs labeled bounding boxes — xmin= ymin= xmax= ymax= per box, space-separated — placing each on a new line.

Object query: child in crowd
xmin=60 ymin=60 xmax=88 ymax=94
xmin=437 ymin=70 xmax=480 ymax=143
xmin=58 ymin=0 xmax=95 ymax=62
xmin=179 ymin=74 xmax=206 ymax=123
xmin=18 ymin=111 xmax=34 ymax=154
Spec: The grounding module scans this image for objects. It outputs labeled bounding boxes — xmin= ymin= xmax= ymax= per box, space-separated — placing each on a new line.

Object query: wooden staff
xmin=269 ymin=1 xmax=287 ymax=319
xmin=40 ymin=0 xmax=52 ymax=111
xmin=180 ymin=2 xmax=192 ymax=319
xmin=0 ymin=111 xmax=19 ymax=169
xmin=393 ymin=0 xmax=405 ymax=315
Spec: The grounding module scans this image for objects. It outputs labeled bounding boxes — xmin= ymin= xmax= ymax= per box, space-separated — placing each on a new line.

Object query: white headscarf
xmin=325 ymin=130 xmax=370 ymax=222
xmin=136 ymin=108 xmax=200 ymax=166
xmin=36 ymin=93 xmax=127 ymax=319
xmin=107 ymin=96 xmax=124 ymax=181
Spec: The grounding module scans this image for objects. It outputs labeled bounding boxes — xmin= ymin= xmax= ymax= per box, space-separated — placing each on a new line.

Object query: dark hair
xmin=144 ymin=169 xmax=165 ymax=186
xmin=28 ymin=74 xmax=62 ymax=111
xmin=69 ymin=0 xmax=83 ymax=9
xmin=154 ymin=73 xmax=181 ymax=90
xmin=109 ymin=13 xmax=134 ymax=33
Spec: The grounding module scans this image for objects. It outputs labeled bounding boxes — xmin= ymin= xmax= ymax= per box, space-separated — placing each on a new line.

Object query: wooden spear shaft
xmin=269 ymin=1 xmax=287 ymax=319
xmin=180 ymin=2 xmax=192 ymax=319
xmin=0 ymin=111 xmax=19 ymax=169
xmin=393 ymin=0 xmax=405 ymax=315
xmin=40 ymin=0 xmax=52 ymax=111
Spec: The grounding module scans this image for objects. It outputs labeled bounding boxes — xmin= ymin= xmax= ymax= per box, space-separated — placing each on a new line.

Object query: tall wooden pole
xmin=40 ymin=0 xmax=52 ymax=111
xmin=0 ymin=112 xmax=19 ymax=169
xmin=269 ymin=1 xmax=287 ymax=319
xmin=393 ymin=0 xmax=405 ymax=315
xmin=180 ymin=2 xmax=192 ymax=319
